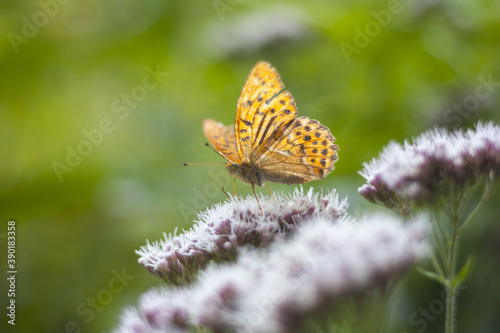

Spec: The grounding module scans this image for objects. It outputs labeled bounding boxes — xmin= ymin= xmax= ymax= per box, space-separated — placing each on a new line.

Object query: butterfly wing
xmin=234 ymin=62 xmax=339 ymax=185
xmin=203 ymin=119 xmax=241 ymax=163
xmin=235 ymin=62 xmax=297 ymax=163
xmin=258 ymin=116 xmax=339 ymax=184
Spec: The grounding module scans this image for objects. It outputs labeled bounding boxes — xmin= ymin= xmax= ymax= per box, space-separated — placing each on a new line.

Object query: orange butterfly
xmin=202 ymin=62 xmax=339 ymax=208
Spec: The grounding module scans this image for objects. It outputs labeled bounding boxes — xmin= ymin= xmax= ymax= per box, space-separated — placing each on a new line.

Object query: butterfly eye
xmin=230 ymin=163 xmax=239 ymax=171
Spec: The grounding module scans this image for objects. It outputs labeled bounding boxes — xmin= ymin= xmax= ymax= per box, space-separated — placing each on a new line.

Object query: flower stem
xmin=445 ymin=218 xmax=458 ymax=333
xmin=458 ymin=185 xmax=495 ymax=234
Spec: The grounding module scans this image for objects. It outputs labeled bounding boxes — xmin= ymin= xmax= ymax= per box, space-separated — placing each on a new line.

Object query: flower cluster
xmin=205 ymin=5 xmax=306 ymax=58
xmin=359 ymin=121 xmax=500 ymax=211
xmin=117 ymin=288 xmax=191 ymax=333
xmin=138 ymin=187 xmax=348 ymax=285
xmin=115 ymin=213 xmax=427 ymax=333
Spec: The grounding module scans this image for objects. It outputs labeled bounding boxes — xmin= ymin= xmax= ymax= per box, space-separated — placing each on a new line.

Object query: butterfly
xmin=202 ymin=62 xmax=339 ymax=208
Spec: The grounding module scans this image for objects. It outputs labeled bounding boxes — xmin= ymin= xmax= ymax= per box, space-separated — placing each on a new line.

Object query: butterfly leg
xmin=265 ymin=184 xmax=276 ymax=202
xmin=251 ymin=183 xmax=263 ymax=213
xmin=221 ymin=173 xmax=231 ymax=198
xmin=233 ymin=176 xmax=236 ymax=196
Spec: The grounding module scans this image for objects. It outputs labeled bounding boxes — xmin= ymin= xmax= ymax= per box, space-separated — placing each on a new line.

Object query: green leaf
xmin=452 ymin=258 xmax=472 ymax=286
xmin=416 ymin=267 xmax=446 ymax=285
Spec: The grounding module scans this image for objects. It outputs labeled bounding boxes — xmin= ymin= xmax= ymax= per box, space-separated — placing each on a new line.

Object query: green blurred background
xmin=1 ymin=0 xmax=500 ymax=332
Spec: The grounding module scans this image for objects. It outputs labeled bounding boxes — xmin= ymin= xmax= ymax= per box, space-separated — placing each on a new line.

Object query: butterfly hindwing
xmin=259 ymin=116 xmax=339 ymax=183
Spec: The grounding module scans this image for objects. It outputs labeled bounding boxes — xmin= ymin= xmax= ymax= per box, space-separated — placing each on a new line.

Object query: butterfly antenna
xmin=205 ymin=142 xmax=228 ymax=161
xmin=183 ymin=143 xmax=230 ymax=166
xmin=183 ymin=162 xmax=225 ymax=166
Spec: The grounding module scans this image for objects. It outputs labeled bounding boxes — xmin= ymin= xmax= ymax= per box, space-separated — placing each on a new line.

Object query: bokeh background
xmin=1 ymin=0 xmax=500 ymax=332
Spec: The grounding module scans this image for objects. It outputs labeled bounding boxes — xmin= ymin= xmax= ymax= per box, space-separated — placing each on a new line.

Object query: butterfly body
xmin=226 ymin=162 xmax=264 ymax=187
xmin=203 ymin=62 xmax=339 ymax=195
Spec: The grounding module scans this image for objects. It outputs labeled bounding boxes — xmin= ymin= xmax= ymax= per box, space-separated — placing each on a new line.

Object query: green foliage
xmin=1 ymin=0 xmax=499 ymax=332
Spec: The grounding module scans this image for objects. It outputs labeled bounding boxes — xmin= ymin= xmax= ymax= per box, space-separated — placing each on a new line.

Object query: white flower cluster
xmin=359 ymin=121 xmax=500 ymax=209
xmin=137 ymin=187 xmax=348 ymax=285
xmin=116 ymin=288 xmax=191 ymax=333
xmin=205 ymin=5 xmax=307 ymax=58
xmin=115 ymin=213 xmax=427 ymax=333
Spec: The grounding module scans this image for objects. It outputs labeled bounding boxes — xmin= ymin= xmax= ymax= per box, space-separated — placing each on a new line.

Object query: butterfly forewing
xmin=203 ymin=119 xmax=240 ymax=163
xmin=248 ymin=91 xmax=298 ymax=162
xmin=235 ymin=62 xmax=285 ymax=162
